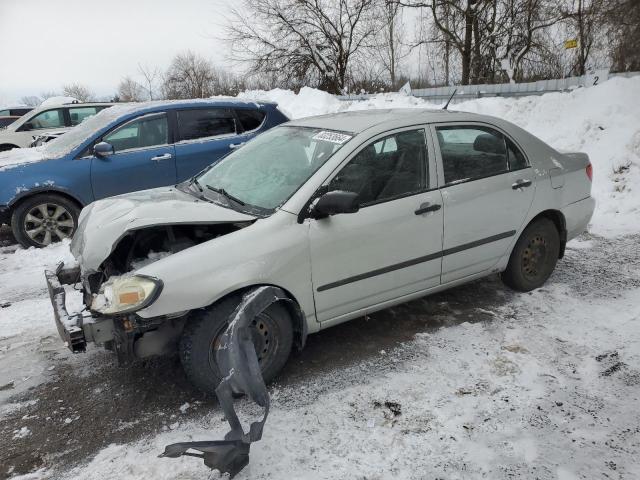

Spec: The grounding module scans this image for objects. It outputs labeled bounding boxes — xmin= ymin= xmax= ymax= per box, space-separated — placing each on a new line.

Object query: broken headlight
xmin=91 ymin=275 xmax=163 ymax=315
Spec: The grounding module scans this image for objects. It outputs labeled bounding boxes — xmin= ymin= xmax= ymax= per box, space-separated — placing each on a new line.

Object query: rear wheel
xmin=179 ymin=295 xmax=293 ymax=395
xmin=11 ymin=194 xmax=80 ymax=248
xmin=501 ymin=218 xmax=560 ymax=292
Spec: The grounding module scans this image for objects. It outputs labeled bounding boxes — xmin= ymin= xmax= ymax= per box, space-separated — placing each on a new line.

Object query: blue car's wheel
xmin=11 ymin=194 xmax=80 ymax=248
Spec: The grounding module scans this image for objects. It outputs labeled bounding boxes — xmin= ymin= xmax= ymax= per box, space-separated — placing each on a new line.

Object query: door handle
xmin=512 ymin=179 xmax=532 ymax=190
xmin=415 ymin=203 xmax=442 ymax=215
xmin=229 ymin=142 xmax=245 ymax=150
xmin=151 ymin=153 xmax=172 ymax=162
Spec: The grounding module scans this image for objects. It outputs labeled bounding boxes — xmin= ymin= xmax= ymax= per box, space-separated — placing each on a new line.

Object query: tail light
xmin=586 ymin=163 xmax=593 ymax=181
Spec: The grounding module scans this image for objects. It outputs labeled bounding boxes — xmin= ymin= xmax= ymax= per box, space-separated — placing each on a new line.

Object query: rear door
xmin=90 ymin=112 xmax=177 ymax=199
xmin=174 ymin=108 xmax=247 ymax=181
xmin=432 ymin=123 xmax=535 ymax=283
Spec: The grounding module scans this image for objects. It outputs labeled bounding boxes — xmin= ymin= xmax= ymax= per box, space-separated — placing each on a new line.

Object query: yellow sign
xmin=564 ymin=39 xmax=578 ymax=49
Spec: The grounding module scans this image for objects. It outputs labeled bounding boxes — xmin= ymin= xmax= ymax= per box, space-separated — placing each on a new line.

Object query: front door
xmin=432 ymin=124 xmax=536 ymax=283
xmin=309 ymin=128 xmax=444 ymax=324
xmin=91 ymin=112 xmax=177 ymax=199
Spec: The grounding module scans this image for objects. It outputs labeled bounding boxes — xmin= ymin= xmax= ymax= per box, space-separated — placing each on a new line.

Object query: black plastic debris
xmin=160 ymin=286 xmax=290 ymax=477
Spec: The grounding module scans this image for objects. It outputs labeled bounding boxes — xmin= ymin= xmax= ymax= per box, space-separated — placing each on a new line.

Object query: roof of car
xmin=287 ymin=108 xmax=489 ymax=134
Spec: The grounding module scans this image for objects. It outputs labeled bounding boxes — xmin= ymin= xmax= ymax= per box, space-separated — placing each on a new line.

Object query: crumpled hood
xmin=71 ymin=186 xmax=256 ymax=271
xmin=0 ymin=147 xmax=49 ymax=172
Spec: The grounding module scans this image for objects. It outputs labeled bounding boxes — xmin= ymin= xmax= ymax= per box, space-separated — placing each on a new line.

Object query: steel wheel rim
xmin=209 ymin=312 xmax=279 ymax=373
xmin=521 ymin=234 xmax=548 ymax=281
xmin=23 ymin=203 xmax=75 ymax=246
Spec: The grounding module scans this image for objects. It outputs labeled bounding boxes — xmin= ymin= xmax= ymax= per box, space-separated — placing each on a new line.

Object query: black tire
xmin=179 ymin=294 xmax=293 ymax=395
xmin=11 ymin=193 xmax=81 ymax=248
xmin=0 ymin=145 xmax=18 ymax=152
xmin=501 ymin=218 xmax=560 ymax=292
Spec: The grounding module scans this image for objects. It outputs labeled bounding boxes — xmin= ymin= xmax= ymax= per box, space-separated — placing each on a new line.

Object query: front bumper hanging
xmin=160 ymin=286 xmax=291 ymax=478
xmin=45 ymin=262 xmax=114 ymax=353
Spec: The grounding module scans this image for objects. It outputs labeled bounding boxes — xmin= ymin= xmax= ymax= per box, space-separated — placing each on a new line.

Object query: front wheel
xmin=179 ymin=295 xmax=293 ymax=395
xmin=11 ymin=194 xmax=81 ymax=248
xmin=501 ymin=218 xmax=560 ymax=292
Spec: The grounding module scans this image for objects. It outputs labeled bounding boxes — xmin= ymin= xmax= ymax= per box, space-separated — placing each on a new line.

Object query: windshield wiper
xmin=190 ymin=177 xmax=204 ymax=193
xmin=206 ymin=185 xmax=246 ymax=206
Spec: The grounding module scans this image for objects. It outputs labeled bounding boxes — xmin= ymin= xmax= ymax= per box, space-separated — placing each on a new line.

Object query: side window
xmin=177 ymin=109 xmax=236 ymax=141
xmin=0 ymin=110 xmax=9 ymax=116
xmin=506 ymin=138 xmax=528 ymax=170
xmin=103 ymin=114 xmax=168 ymax=152
xmin=436 ymin=126 xmax=509 ymax=184
xmin=330 ymin=129 xmax=427 ymax=205
xmin=235 ymin=108 xmax=266 ymax=131
xmin=25 ymin=109 xmax=65 ymax=130
xmin=69 ymin=106 xmax=99 ymax=126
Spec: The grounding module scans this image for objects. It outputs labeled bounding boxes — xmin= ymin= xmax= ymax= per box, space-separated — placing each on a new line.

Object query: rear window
xmin=235 ymin=108 xmax=266 ymax=131
xmin=177 ymin=108 xmax=237 ymax=141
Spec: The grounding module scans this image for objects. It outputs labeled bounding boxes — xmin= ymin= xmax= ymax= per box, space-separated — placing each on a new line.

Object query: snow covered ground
xmin=1 ymin=78 xmax=639 ymax=479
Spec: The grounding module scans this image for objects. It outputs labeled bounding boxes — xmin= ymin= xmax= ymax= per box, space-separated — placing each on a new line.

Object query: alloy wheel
xmin=23 ymin=203 xmax=75 ymax=246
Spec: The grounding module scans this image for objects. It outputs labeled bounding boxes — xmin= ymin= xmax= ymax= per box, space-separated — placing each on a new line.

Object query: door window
xmin=436 ymin=126 xmax=509 ymax=184
xmin=235 ymin=108 xmax=266 ymax=131
xmin=103 ymin=114 xmax=168 ymax=152
xmin=26 ymin=109 xmax=65 ymax=130
xmin=329 ymin=129 xmax=427 ymax=205
xmin=506 ymin=137 xmax=528 ymax=170
xmin=68 ymin=106 xmax=100 ymax=126
xmin=177 ymin=108 xmax=237 ymax=141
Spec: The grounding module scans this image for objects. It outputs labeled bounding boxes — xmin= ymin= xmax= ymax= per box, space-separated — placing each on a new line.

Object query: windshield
xmin=197 ymin=126 xmax=352 ymax=210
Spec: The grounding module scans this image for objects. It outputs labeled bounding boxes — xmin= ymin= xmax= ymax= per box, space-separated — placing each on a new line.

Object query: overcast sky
xmin=0 ymin=0 xmax=232 ymax=104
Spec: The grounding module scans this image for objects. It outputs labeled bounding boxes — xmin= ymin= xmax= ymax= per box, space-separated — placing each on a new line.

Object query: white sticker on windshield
xmin=312 ymin=131 xmax=352 ymax=144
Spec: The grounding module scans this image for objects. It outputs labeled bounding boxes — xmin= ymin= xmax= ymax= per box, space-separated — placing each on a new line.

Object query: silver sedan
xmin=47 ymin=108 xmax=595 ymax=393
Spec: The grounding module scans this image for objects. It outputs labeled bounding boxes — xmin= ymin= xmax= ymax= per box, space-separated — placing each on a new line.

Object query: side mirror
xmin=93 ymin=141 xmax=114 ymax=157
xmin=310 ymin=190 xmax=360 ymax=219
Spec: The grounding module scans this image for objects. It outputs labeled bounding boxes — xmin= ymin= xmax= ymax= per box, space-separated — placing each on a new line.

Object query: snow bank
xmin=241 ymin=77 xmax=640 ymax=237
xmin=39 ymin=97 xmax=78 ymax=107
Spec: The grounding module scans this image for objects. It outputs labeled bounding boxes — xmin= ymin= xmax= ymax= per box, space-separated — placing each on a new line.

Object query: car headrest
xmin=473 ymin=134 xmax=506 ymax=154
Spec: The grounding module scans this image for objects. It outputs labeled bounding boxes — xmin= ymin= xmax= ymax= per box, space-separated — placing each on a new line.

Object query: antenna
xmin=442 ymin=89 xmax=457 ymax=110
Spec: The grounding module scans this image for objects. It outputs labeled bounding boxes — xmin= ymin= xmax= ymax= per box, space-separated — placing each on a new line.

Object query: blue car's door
xmin=173 ymin=108 xmax=250 ymax=181
xmin=90 ymin=112 xmax=177 ymax=199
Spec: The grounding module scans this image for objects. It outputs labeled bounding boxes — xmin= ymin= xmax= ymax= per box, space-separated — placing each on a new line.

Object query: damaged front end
xmin=45 ymin=186 xmax=256 ymax=363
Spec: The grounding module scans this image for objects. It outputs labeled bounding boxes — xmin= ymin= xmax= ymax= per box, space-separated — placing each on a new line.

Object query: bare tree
xmin=377 ymin=0 xmax=407 ymax=88
xmin=226 ymin=0 xmax=381 ymax=94
xmin=117 ymin=76 xmax=145 ymax=102
xmin=20 ymin=96 xmax=41 ymax=107
xmin=138 ymin=63 xmax=161 ymax=100
xmin=561 ymin=0 xmax=606 ymax=76
xmin=62 ymin=83 xmax=95 ymax=102
xmin=606 ymin=0 xmax=640 ymax=72
xmin=162 ymin=51 xmax=218 ymax=99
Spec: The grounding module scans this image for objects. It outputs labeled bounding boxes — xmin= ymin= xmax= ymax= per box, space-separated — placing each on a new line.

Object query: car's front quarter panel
xmin=135 ymin=210 xmax=318 ymax=332
xmin=1 ymin=157 xmax=93 ymax=210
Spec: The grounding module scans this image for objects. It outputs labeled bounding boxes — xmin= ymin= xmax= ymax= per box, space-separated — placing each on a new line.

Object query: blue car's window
xmin=103 ymin=114 xmax=168 ymax=152
xmin=235 ymin=108 xmax=265 ymax=131
xmin=177 ymin=108 xmax=236 ymax=141
xmin=199 ymin=126 xmax=351 ymax=210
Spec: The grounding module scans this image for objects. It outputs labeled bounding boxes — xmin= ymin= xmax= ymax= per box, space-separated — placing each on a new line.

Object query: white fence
xmin=338 ymin=71 xmax=640 ymax=102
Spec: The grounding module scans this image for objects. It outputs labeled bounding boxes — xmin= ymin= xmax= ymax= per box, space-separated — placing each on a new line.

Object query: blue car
xmin=0 ymin=99 xmax=288 ymax=248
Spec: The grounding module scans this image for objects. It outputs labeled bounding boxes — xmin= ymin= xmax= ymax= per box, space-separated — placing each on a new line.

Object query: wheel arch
xmin=202 ymin=283 xmax=308 ymax=351
xmin=527 ymin=209 xmax=567 ymax=258
xmin=9 ymin=188 xmax=85 ymax=214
